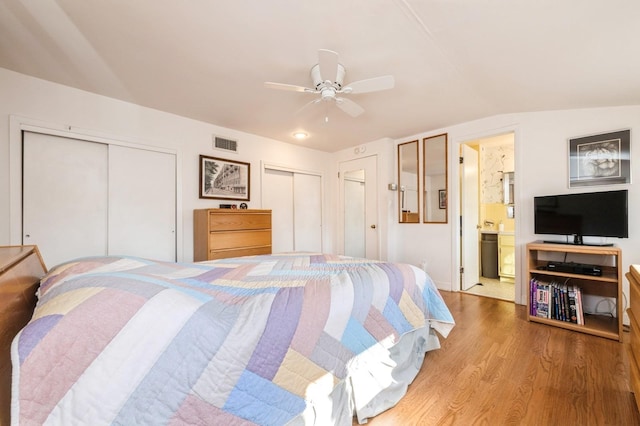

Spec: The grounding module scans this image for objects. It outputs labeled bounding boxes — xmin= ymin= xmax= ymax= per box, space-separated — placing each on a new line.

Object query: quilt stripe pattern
xmin=12 ymin=253 xmax=454 ymax=425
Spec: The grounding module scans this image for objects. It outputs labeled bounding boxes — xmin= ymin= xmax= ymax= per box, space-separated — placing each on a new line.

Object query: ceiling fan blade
xmin=343 ymin=75 xmax=395 ymax=94
xmin=296 ymin=98 xmax=322 ymax=115
xmin=318 ymin=49 xmax=339 ymax=83
xmin=335 ymin=97 xmax=365 ymax=117
xmin=264 ymin=82 xmax=314 ymax=93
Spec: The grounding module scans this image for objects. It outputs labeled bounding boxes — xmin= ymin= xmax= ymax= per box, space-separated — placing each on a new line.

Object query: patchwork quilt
xmin=12 ymin=253 xmax=454 ymax=425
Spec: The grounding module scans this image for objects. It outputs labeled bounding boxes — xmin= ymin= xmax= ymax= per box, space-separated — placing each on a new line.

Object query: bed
xmin=9 ymin=252 xmax=454 ymax=425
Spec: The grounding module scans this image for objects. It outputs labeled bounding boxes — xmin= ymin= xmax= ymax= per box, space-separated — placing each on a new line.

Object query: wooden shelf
xmin=529 ymin=313 xmax=619 ymax=340
xmin=526 ymin=242 xmax=622 ymax=341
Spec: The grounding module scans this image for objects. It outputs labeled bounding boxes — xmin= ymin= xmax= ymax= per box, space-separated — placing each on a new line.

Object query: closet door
xmin=263 ymin=169 xmax=295 ymax=253
xmin=263 ymin=167 xmax=322 ymax=253
xmin=108 ymin=146 xmax=176 ymax=261
xmin=293 ymin=173 xmax=322 ymax=252
xmin=22 ymin=131 xmax=177 ymax=268
xmin=23 ymin=132 xmax=108 ymax=268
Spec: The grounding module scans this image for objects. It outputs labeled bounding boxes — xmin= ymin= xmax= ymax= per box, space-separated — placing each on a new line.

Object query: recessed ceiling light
xmin=293 ymin=132 xmax=308 ymax=140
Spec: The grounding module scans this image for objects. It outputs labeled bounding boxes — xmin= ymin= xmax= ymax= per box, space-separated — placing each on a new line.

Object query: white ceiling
xmin=1 ymin=1 xmax=639 ymax=152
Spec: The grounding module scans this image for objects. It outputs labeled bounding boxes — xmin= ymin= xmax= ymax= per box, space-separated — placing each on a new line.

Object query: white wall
xmin=0 ymin=67 xmax=335 ymax=261
xmin=388 ymin=107 xmax=640 ymax=309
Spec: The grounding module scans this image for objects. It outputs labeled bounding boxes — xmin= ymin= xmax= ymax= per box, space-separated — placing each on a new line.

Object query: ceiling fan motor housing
xmin=320 ymin=88 xmax=337 ymax=101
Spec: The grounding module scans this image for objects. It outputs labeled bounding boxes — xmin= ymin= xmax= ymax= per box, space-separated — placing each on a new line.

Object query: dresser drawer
xmin=629 ymin=310 xmax=640 ymax=366
xmin=630 ymin=339 xmax=640 ymax=409
xmin=208 ymin=229 xmax=271 ymax=251
xmin=208 ymin=211 xmax=271 ymax=231
xmin=208 ymin=246 xmax=271 ymax=260
xmin=629 ymin=266 xmax=640 ymax=315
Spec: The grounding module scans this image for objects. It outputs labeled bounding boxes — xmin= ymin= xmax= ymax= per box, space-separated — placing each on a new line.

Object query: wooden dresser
xmin=627 ymin=264 xmax=640 ymax=410
xmin=0 ymin=246 xmax=47 ymax=426
xmin=194 ymin=209 xmax=272 ymax=261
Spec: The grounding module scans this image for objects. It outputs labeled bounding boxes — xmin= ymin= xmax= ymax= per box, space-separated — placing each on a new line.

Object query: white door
xmin=293 ymin=173 xmax=322 ymax=252
xmin=108 ymin=146 xmax=177 ymax=261
xmin=263 ymin=169 xmax=295 ymax=252
xmin=262 ymin=167 xmax=322 ymax=253
xmin=23 ymin=132 xmax=109 ymax=268
xmin=461 ymin=144 xmax=480 ymax=290
xmin=339 ymin=155 xmax=378 ymax=259
xmin=344 ymin=172 xmax=365 ymax=258
xmin=22 ymin=131 xmax=177 ymax=268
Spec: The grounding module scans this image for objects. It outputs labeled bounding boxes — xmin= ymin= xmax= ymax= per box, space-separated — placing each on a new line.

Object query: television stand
xmin=542 ymin=240 xmax=614 ymax=247
xmin=527 ymin=242 xmax=622 ymax=341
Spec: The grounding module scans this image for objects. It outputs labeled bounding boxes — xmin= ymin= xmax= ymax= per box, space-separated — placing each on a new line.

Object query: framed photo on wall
xmin=438 ymin=189 xmax=447 ymax=209
xmin=199 ymin=155 xmax=250 ymax=201
xmin=568 ymin=129 xmax=630 ymax=187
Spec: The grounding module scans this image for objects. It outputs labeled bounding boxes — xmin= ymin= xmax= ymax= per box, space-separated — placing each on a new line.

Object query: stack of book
xmin=530 ymin=278 xmax=584 ymax=324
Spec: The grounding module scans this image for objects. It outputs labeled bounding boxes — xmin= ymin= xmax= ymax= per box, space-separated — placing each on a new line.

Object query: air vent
xmin=213 ymin=136 xmax=238 ymax=153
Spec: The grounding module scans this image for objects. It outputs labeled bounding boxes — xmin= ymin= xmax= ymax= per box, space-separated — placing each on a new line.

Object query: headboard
xmin=0 ymin=246 xmax=47 ymax=426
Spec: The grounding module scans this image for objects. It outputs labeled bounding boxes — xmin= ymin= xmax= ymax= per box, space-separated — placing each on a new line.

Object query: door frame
xmin=451 ymin=127 xmax=524 ymax=305
xmin=8 ymin=115 xmax=183 ymax=260
xmin=338 ymin=155 xmax=379 ymax=260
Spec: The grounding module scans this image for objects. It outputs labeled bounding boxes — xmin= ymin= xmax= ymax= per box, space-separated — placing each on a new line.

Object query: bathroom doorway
xmin=459 ymin=132 xmax=516 ymax=301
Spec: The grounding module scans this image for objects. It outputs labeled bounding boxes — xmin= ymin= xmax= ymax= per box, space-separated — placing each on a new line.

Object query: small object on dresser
xmin=219 ymin=204 xmax=236 ymax=209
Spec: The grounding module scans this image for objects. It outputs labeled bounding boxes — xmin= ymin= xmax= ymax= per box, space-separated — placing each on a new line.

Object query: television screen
xmin=534 ymin=190 xmax=628 ymax=243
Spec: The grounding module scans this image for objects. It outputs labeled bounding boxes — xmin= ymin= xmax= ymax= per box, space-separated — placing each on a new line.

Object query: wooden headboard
xmin=0 ymin=246 xmax=47 ymax=426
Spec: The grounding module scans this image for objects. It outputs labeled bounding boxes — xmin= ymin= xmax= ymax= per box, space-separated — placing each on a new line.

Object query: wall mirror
xmin=398 ymin=140 xmax=419 ymax=223
xmin=423 ymin=133 xmax=448 ymax=223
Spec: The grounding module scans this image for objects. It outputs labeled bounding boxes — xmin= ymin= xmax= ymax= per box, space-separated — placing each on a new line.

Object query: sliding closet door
xmin=263 ymin=167 xmax=322 ymax=253
xmin=293 ymin=173 xmax=322 ymax=252
xmin=263 ymin=169 xmax=295 ymax=252
xmin=22 ymin=131 xmax=177 ymax=268
xmin=108 ymin=146 xmax=176 ymax=261
xmin=23 ymin=132 xmax=109 ymax=268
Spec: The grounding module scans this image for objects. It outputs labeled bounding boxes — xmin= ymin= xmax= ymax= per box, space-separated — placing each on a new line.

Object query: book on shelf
xmin=530 ymin=278 xmax=584 ymax=324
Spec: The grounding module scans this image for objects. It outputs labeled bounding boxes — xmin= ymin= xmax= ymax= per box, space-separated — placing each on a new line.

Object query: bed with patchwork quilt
xmin=11 ymin=253 xmax=454 ymax=425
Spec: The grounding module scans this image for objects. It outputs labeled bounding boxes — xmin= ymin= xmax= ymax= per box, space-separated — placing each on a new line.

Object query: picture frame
xmin=569 ymin=129 xmax=630 ymax=187
xmin=199 ymin=155 xmax=250 ymax=201
xmin=438 ymin=189 xmax=447 ymax=209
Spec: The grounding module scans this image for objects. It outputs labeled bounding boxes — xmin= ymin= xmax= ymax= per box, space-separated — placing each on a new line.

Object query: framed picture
xmin=199 ymin=155 xmax=250 ymax=201
xmin=438 ymin=189 xmax=447 ymax=209
xmin=569 ymin=129 xmax=630 ymax=187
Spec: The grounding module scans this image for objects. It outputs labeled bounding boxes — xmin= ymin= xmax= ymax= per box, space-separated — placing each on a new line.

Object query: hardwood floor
xmin=365 ymin=291 xmax=640 ymax=425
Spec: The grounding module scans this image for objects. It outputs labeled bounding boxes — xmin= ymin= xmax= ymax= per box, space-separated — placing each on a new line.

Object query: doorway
xmin=459 ymin=133 xmax=516 ymax=301
xmin=338 ymin=155 xmax=378 ymax=259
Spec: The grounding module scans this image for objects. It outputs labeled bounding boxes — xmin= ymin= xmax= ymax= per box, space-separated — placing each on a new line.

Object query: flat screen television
xmin=534 ymin=189 xmax=628 ymax=245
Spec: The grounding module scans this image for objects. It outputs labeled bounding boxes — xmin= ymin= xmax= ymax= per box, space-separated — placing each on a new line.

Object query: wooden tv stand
xmin=526 ymin=242 xmax=622 ymax=341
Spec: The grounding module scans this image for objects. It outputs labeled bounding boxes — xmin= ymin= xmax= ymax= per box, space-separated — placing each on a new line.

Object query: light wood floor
xmin=364 ymin=291 xmax=640 ymax=425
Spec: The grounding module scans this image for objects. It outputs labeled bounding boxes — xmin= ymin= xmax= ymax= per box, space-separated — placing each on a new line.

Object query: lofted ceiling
xmin=1 ymin=1 xmax=639 ymax=152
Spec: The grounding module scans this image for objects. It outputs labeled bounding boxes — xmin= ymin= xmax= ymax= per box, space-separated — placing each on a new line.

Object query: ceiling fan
xmin=264 ymin=49 xmax=395 ymax=118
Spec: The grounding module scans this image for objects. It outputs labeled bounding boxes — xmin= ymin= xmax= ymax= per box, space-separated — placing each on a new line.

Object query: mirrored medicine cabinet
xmin=398 ymin=140 xmax=419 ymax=223
xmin=397 ymin=134 xmax=448 ymax=224
xmin=423 ymin=134 xmax=448 ymax=223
